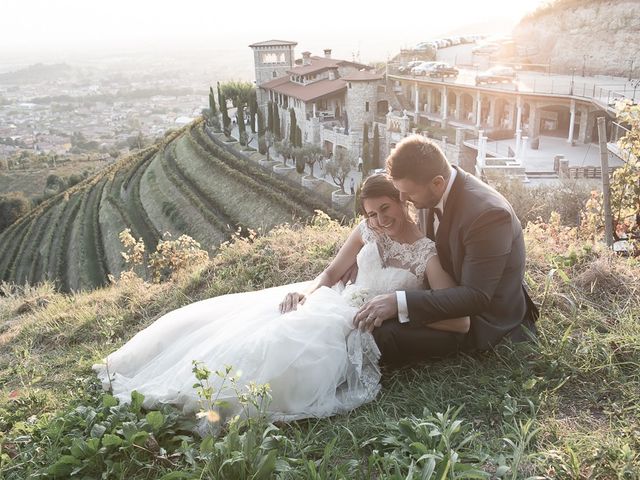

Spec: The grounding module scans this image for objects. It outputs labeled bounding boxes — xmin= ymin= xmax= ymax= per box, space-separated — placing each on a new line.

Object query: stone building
xmin=250 ymin=40 xmax=390 ymax=165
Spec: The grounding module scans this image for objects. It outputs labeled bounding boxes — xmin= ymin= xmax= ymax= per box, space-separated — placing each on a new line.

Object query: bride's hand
xmin=279 ymin=292 xmax=306 ymax=314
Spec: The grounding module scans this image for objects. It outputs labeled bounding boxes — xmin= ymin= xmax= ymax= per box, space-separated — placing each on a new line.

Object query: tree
xmin=217 ymin=82 xmax=231 ymax=135
xmin=274 ymin=140 xmax=293 ymax=166
xmin=609 ymin=102 xmax=640 ymax=242
xmin=0 ymin=192 xmax=31 ymax=233
xmin=373 ymin=124 xmax=380 ymax=169
xmin=46 ymin=174 xmax=65 ymax=192
xmin=219 ymin=93 xmax=231 ymax=135
xmin=267 ymin=101 xmax=274 ymax=134
xmin=289 ymin=108 xmax=297 ymax=146
xmin=237 ymin=105 xmax=247 ymax=146
xmin=295 ymin=152 xmax=305 ymax=174
xmin=296 ymin=144 xmax=323 ymax=178
xmin=220 ymin=81 xmax=254 ymax=144
xmin=273 ymin=104 xmax=281 ymax=141
xmin=264 ymin=132 xmax=274 ymax=161
xmin=257 ymin=109 xmax=267 ymax=155
xmin=362 ymin=123 xmax=372 ymax=175
xmin=208 ymin=86 xmax=220 ymax=131
xmin=326 ymin=149 xmax=357 ymax=194
xmin=295 ymin=126 xmax=302 ymax=148
xmin=581 ymin=102 xmax=640 ymax=248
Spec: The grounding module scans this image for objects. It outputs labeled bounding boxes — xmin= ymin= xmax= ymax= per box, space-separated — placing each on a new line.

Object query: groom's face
xmin=392 ymin=177 xmax=445 ymax=210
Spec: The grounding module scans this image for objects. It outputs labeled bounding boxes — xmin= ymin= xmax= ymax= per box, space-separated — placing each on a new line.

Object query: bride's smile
xmin=363 ymin=196 xmax=420 ymax=244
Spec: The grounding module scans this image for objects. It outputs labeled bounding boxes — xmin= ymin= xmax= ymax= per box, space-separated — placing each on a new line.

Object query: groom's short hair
xmin=386 ymin=135 xmax=450 ymax=182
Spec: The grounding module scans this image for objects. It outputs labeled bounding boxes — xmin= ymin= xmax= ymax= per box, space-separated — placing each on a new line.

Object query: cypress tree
xmin=273 ymin=104 xmax=281 ymax=141
xmin=267 ymin=102 xmax=274 ymax=133
xmin=220 ymin=93 xmax=231 ymax=135
xmin=238 ymin=105 xmax=247 ymax=146
xmin=373 ymin=124 xmax=380 ymax=169
xmin=289 ymin=108 xmax=297 ymax=146
xmin=208 ymin=86 xmax=219 ymax=130
xmin=257 ymin=109 xmax=267 ymax=155
xmin=295 ymin=126 xmax=302 ymax=148
xmin=209 ymin=86 xmax=217 ymax=115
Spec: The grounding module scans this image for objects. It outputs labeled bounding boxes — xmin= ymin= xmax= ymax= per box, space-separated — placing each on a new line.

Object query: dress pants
xmin=372 ymin=319 xmax=467 ymax=366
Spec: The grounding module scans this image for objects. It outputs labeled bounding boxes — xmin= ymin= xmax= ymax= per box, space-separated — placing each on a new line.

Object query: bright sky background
xmin=1 ymin=0 xmax=546 ymax=63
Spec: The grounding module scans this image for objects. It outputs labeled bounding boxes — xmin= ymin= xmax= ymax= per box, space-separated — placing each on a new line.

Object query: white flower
xmin=348 ymin=287 xmax=371 ymax=307
xmin=196 ymin=409 xmax=220 ymax=423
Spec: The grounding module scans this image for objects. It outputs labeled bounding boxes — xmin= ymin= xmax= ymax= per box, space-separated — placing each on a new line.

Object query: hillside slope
xmin=513 ymin=0 xmax=640 ymax=76
xmin=0 ymin=217 xmax=638 ymax=477
xmin=0 ymin=119 xmax=343 ymax=291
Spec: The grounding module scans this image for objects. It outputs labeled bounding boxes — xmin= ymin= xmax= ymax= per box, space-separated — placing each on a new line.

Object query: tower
xmin=249 ymin=40 xmax=297 ymax=108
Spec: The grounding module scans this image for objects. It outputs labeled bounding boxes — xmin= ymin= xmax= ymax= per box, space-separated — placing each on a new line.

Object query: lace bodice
xmin=341 ymin=221 xmax=436 ymax=306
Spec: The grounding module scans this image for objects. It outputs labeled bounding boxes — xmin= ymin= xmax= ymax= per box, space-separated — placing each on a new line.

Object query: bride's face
xmin=362 ymin=196 xmax=406 ymax=237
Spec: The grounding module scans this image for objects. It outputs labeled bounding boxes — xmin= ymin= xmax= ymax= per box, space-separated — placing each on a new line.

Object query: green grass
xmin=0 ymin=215 xmax=638 ymax=478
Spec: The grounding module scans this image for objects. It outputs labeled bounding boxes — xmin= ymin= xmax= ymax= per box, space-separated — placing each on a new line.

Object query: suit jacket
xmin=408 ymin=166 xmax=538 ymax=350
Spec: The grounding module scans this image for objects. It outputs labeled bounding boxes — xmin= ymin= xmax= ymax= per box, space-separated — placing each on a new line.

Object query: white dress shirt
xmin=397 ymin=167 xmax=457 ymax=323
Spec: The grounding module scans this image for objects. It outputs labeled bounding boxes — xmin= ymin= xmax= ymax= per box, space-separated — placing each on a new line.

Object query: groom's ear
xmin=431 ymin=175 xmax=446 ymax=190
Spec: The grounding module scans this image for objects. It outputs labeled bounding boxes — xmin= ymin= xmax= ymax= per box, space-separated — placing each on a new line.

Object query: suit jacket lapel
xmin=435 ymin=166 xmax=466 ymax=275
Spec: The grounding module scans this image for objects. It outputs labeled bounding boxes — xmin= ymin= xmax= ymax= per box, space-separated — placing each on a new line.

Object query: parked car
xmin=411 ymin=61 xmax=439 ymax=76
xmin=415 ymin=41 xmax=437 ymax=51
xmin=426 ymin=62 xmax=459 ymax=78
xmin=472 ymin=42 xmax=500 ymax=55
xmin=475 ymin=66 xmax=517 ymax=85
xmin=399 ymin=60 xmax=423 ymax=73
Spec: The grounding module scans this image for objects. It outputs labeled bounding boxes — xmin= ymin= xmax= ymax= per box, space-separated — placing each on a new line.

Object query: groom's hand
xmin=354 ymin=293 xmax=398 ymax=333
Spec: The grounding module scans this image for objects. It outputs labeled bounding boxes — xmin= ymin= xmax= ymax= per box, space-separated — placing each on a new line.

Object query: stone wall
xmin=513 ymin=0 xmax=640 ymax=77
xmin=345 ymin=81 xmax=379 ymax=132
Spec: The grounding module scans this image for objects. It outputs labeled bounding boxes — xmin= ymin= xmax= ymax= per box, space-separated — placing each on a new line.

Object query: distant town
xmin=0 ymin=60 xmax=212 ymax=169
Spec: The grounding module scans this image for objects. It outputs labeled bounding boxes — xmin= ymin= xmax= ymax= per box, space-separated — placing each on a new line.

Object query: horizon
xmin=1 ymin=0 xmax=545 ymax=74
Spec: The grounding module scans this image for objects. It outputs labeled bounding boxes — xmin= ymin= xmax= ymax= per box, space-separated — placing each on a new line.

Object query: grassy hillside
xmin=0 ymin=119 xmax=344 ymax=292
xmin=0 ymin=215 xmax=638 ymax=478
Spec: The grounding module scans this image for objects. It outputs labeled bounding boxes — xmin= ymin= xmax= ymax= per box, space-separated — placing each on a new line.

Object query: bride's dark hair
xmin=358 ymin=173 xmax=401 ymax=212
xmin=359 ymin=173 xmax=416 ymax=231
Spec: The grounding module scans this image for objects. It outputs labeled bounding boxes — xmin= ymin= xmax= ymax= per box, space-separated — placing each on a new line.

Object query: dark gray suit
xmin=412 ymin=166 xmax=537 ymax=349
xmin=373 ymin=166 xmax=538 ymax=364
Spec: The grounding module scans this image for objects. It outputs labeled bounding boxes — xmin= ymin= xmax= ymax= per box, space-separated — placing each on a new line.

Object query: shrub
xmin=0 ymin=191 xmax=31 ymax=233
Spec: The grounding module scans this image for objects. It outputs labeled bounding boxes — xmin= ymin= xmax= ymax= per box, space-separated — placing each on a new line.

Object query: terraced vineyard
xmin=0 ymin=119 xmax=343 ymax=292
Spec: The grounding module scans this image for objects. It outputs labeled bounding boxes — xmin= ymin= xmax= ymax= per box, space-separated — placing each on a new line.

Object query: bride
xmin=93 ymin=174 xmax=469 ymax=422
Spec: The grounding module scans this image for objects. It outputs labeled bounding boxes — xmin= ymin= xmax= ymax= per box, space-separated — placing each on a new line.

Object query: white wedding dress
xmin=93 ymin=221 xmax=436 ymax=422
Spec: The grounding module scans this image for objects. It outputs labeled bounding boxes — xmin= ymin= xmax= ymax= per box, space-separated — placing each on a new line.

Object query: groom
xmin=354 ymin=135 xmax=538 ymax=365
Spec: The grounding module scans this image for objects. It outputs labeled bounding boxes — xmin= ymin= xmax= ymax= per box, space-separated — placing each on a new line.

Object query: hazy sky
xmin=2 ymin=0 xmax=546 ymax=63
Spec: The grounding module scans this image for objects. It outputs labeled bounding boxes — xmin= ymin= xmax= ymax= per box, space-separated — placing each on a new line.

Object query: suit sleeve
xmin=406 ymin=208 xmax=513 ymax=322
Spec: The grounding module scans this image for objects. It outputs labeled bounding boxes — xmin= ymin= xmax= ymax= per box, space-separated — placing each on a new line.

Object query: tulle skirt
xmin=93 ymin=281 xmax=381 ymax=422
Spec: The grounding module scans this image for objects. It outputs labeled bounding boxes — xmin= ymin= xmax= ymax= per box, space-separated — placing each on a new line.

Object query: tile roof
xmin=262 ymin=78 xmax=347 ymax=102
xmin=287 ymin=56 xmax=370 ymax=76
xmin=259 ymin=76 xmax=290 ymax=89
xmin=341 ymin=71 xmax=384 ymax=81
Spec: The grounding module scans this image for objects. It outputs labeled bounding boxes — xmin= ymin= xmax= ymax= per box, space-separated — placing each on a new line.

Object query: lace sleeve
xmin=414 ymin=239 xmax=437 ymax=281
xmin=358 ymin=220 xmax=377 ymax=244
